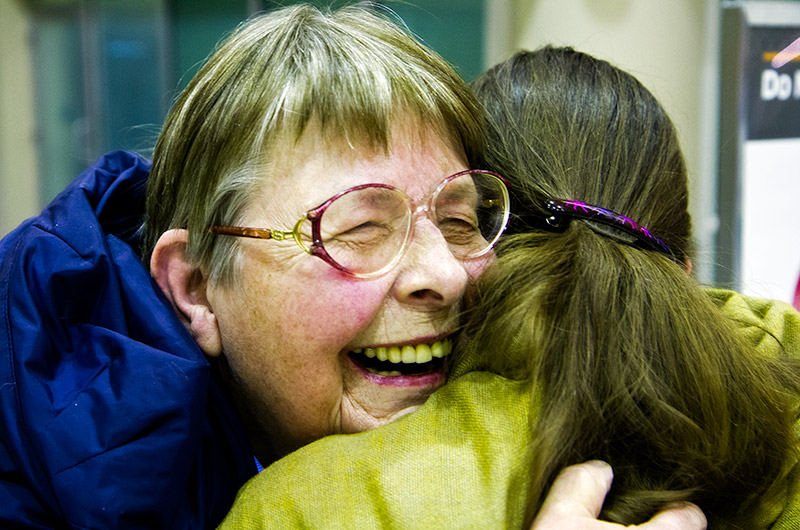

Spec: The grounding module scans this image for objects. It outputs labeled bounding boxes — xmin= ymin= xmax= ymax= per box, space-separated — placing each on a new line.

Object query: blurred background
xmin=1 ymin=0 xmax=799 ymax=305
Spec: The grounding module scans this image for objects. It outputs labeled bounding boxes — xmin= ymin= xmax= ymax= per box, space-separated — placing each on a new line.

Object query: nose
xmin=391 ymin=215 xmax=468 ymax=307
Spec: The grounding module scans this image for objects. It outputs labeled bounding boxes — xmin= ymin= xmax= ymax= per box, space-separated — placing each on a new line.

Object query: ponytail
xmin=467 ymin=218 xmax=800 ymax=526
xmin=469 ymin=46 xmax=800 ymax=525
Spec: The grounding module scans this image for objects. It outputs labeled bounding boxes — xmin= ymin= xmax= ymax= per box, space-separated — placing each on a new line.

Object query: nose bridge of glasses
xmin=407 ymin=205 xmax=451 ymax=254
xmin=411 ymin=177 xmax=452 ymax=223
xmin=403 ymin=177 xmax=453 ymax=249
xmin=411 ymin=200 xmax=432 ymax=221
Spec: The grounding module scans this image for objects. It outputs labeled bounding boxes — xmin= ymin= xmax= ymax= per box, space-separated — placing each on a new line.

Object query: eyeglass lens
xmin=302 ymin=171 xmax=507 ymax=276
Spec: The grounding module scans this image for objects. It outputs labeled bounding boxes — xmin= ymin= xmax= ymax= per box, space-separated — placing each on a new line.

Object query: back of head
xmin=472 ymin=46 xmax=690 ymax=255
xmin=143 ymin=3 xmax=482 ymax=284
xmin=469 ymin=47 xmax=800 ymax=526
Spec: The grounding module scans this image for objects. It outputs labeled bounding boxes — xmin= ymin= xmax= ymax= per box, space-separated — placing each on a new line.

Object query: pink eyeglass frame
xmin=209 ymin=169 xmax=510 ymax=278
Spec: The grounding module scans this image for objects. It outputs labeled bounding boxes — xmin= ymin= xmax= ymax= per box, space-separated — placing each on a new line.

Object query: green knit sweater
xmin=219 ymin=289 xmax=800 ymax=529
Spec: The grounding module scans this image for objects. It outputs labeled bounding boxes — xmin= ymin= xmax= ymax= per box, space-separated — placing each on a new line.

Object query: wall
xmin=0 ymin=0 xmax=486 ymax=238
xmin=486 ymin=0 xmax=720 ymax=282
xmin=0 ymin=0 xmax=39 ymax=237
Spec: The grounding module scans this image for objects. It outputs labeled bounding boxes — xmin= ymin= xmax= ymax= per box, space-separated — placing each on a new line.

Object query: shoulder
xmin=221 ymin=372 xmax=533 ymax=529
xmin=704 ymin=287 xmax=800 ymax=357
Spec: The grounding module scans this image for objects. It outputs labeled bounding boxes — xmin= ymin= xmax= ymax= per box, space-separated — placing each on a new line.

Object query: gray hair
xmin=143 ymin=3 xmax=483 ymax=285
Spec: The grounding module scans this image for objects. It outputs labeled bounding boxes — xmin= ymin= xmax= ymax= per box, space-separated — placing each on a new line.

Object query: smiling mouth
xmin=348 ymin=339 xmax=453 ymax=377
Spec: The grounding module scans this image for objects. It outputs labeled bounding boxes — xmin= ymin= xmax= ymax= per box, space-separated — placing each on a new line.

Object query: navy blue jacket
xmin=0 ymin=151 xmax=256 ymax=529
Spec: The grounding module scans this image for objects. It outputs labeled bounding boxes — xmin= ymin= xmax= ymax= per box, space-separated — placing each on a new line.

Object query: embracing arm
xmin=218 ymin=374 xmax=707 ymax=529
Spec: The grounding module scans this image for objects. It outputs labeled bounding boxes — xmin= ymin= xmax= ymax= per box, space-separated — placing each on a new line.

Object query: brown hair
xmin=468 ymin=47 xmax=800 ymax=526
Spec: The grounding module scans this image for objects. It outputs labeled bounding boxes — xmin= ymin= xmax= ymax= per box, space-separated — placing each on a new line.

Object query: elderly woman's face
xmin=205 ymin=117 xmax=490 ymax=462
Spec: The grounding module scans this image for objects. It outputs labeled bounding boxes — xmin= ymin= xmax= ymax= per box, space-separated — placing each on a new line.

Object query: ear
xmin=151 ymin=229 xmax=223 ymax=357
xmin=684 ymin=258 xmax=693 ymax=275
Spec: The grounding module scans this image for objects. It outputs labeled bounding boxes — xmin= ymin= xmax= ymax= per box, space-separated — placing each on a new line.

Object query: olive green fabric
xmin=218 ymin=289 xmax=800 ymax=529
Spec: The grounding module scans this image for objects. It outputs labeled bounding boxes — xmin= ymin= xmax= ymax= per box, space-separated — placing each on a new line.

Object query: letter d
xmin=762 ymin=69 xmax=779 ymax=100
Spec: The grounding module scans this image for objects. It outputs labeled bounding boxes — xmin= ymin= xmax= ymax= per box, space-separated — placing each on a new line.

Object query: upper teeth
xmin=352 ymin=339 xmax=452 ymax=364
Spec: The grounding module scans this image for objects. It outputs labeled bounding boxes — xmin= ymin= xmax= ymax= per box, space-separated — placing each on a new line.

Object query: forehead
xmin=249 ymin=117 xmax=468 ymax=220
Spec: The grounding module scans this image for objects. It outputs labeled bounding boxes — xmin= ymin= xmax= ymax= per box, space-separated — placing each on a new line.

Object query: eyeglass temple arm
xmin=208 ymin=226 xmax=276 ymax=240
xmin=208 ymin=225 xmax=301 ymax=245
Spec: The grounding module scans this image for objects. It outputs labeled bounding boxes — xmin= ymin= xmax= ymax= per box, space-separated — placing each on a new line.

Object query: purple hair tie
xmin=543 ymin=199 xmax=678 ymax=262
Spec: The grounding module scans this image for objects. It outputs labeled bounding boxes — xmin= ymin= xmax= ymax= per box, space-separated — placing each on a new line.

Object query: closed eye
xmin=438 ymin=217 xmax=481 ymax=245
xmin=326 ymin=222 xmax=393 ymax=247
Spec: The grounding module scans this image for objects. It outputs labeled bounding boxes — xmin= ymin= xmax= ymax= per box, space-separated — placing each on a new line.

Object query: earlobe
xmin=151 ymin=229 xmax=223 ymax=357
xmin=684 ymin=258 xmax=693 ymax=275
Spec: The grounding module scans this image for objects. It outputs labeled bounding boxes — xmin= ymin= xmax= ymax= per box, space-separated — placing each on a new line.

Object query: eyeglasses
xmin=209 ymin=169 xmax=510 ymax=278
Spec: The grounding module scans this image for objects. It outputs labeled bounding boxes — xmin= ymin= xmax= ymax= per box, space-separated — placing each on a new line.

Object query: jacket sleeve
xmin=0 ymin=151 xmax=255 ymax=529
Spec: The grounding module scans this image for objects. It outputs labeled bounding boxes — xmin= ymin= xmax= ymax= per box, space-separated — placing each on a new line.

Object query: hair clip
xmin=543 ymin=199 xmax=678 ymax=262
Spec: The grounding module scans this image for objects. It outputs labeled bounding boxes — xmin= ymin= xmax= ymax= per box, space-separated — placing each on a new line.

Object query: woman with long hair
xmin=467 ymin=46 xmax=800 ymax=527
xmin=218 ymin=47 xmax=800 ymax=529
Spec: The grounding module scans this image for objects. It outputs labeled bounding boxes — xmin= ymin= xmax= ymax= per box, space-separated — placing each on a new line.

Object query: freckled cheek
xmin=282 ymin=278 xmax=391 ymax=343
xmin=464 ymin=253 xmax=494 ymax=281
xmin=459 ymin=255 xmax=493 ymax=310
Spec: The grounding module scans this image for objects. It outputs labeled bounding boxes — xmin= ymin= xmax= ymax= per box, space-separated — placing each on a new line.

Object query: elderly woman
xmin=143 ymin=4 xmax=505 ymax=465
xmin=0 ymin=5 xmax=645 ymax=529
xmin=217 ymin=47 xmax=800 ymax=529
xmin=0 ymin=4 xmax=500 ymax=528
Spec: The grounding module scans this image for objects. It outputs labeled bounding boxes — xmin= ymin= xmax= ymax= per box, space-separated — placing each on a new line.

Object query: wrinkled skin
xmin=199 ymin=117 xmax=491 ymax=463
